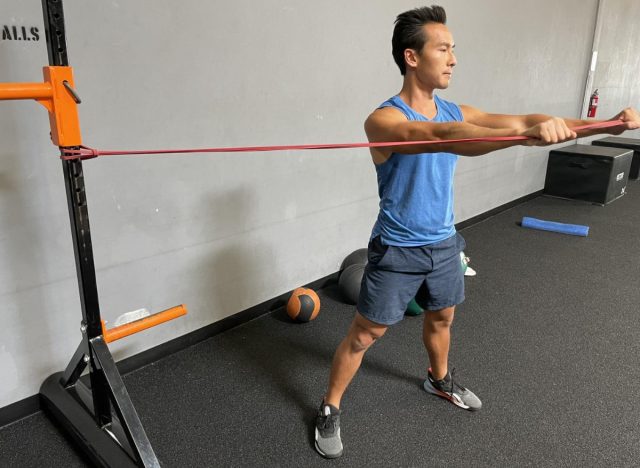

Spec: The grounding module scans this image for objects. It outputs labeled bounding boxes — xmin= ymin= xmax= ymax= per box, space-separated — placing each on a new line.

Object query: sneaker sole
xmin=423 ymin=379 xmax=479 ymax=411
xmin=314 ymin=428 xmax=343 ymax=459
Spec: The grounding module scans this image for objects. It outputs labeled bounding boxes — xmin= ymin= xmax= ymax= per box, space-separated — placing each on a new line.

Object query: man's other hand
xmin=609 ymin=107 xmax=640 ymax=134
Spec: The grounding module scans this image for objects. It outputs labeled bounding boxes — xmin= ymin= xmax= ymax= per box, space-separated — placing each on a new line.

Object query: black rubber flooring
xmin=2 ymin=182 xmax=639 ymax=467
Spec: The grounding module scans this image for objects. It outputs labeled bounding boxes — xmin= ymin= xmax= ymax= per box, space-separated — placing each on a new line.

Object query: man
xmin=314 ymin=5 xmax=640 ymax=459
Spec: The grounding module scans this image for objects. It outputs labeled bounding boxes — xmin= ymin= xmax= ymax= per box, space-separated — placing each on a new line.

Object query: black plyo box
xmin=591 ymin=137 xmax=640 ymax=180
xmin=544 ymin=144 xmax=633 ymax=205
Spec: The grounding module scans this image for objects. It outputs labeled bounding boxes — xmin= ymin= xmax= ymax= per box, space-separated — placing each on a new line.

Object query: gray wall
xmin=1 ymin=0 xmax=638 ymax=409
xmin=594 ymin=0 xmax=640 ymax=122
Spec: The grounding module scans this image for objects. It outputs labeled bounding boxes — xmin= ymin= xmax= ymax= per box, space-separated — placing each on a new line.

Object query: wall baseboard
xmin=0 ymin=395 xmax=41 ymax=429
xmin=455 ymin=190 xmax=542 ymax=232
xmin=115 ymin=272 xmax=338 ymax=376
xmin=0 ymin=191 xmax=541 ymax=429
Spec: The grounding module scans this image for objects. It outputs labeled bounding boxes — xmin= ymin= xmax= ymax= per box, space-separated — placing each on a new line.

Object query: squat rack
xmin=0 ymin=1 xmax=186 ymax=466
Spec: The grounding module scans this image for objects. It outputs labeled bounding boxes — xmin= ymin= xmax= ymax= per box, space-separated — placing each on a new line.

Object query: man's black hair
xmin=392 ymin=5 xmax=447 ymax=75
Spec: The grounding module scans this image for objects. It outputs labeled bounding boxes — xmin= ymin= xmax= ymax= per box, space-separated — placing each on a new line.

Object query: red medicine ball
xmin=286 ymin=288 xmax=320 ymax=322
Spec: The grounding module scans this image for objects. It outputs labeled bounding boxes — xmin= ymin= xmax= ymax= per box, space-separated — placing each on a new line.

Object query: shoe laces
xmin=432 ymin=368 xmax=465 ymax=394
xmin=319 ymin=406 xmax=339 ymax=432
xmin=447 ymin=368 xmax=467 ymax=394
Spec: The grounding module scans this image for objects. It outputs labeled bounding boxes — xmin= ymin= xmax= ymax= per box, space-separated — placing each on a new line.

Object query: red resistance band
xmin=60 ymin=120 xmax=624 ymax=160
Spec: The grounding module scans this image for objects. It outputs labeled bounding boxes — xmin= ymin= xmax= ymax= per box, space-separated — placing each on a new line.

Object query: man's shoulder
xmin=366 ymin=105 xmax=407 ymax=124
xmin=377 ymin=95 xmax=399 ymax=107
xmin=369 ymin=96 xmax=411 ymax=122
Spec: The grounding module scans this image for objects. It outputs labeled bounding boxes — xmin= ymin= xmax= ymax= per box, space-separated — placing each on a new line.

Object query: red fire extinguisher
xmin=587 ymin=89 xmax=599 ymax=118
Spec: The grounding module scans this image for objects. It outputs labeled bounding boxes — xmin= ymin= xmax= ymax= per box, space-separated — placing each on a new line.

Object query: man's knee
xmin=348 ymin=313 xmax=388 ymax=352
xmin=349 ymin=328 xmax=383 ymax=352
xmin=425 ymin=306 xmax=455 ymax=329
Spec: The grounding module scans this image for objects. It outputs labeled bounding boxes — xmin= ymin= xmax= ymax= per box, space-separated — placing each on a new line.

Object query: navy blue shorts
xmin=357 ymin=233 xmax=466 ymax=325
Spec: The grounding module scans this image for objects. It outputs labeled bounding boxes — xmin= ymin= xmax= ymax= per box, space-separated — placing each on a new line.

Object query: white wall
xmin=593 ymin=0 xmax=640 ymax=129
xmin=1 ymin=0 xmax=638 ymax=409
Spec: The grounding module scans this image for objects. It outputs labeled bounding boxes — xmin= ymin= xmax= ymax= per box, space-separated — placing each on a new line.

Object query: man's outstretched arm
xmin=460 ymin=105 xmax=640 ymax=137
xmin=364 ymin=107 xmax=576 ymax=158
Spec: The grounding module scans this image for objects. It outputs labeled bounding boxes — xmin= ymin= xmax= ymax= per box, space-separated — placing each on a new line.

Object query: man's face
xmin=408 ymin=23 xmax=457 ymax=89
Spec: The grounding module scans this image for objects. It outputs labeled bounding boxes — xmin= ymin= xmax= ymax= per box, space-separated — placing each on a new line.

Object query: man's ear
xmin=404 ymin=49 xmax=418 ymax=70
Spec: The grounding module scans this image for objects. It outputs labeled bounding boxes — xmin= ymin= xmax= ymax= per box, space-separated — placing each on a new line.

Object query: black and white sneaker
xmin=314 ymin=402 xmax=343 ymax=458
xmin=423 ymin=368 xmax=482 ymax=411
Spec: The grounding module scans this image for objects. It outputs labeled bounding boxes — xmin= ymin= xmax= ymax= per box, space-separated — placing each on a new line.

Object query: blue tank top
xmin=371 ymin=94 xmax=463 ymax=246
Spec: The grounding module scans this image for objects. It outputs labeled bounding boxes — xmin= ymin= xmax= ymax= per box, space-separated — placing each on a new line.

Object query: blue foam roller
xmin=521 ymin=217 xmax=589 ymax=237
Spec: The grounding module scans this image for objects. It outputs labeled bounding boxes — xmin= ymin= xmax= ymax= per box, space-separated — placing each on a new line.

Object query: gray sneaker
xmin=423 ymin=368 xmax=482 ymax=411
xmin=314 ymin=402 xmax=343 ymax=458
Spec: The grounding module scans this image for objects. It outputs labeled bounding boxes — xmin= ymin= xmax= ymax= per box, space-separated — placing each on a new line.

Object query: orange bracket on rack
xmin=0 ymin=66 xmax=82 ymax=147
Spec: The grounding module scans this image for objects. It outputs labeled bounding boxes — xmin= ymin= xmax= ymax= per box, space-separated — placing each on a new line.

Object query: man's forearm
xmin=403 ymin=121 xmax=524 ymax=156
